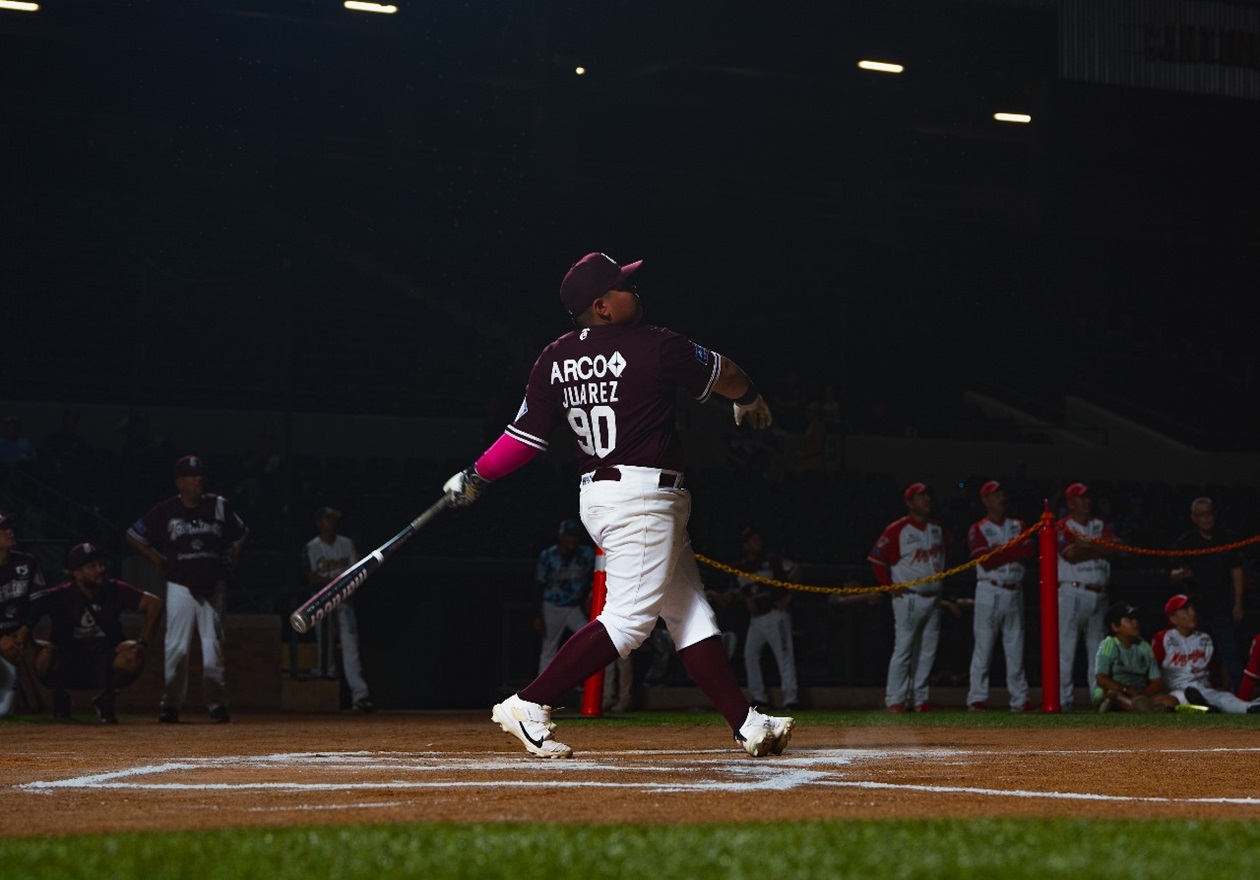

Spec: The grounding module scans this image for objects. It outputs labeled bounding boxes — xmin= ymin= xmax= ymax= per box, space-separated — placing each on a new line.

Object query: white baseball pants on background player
xmin=162 ymin=581 xmax=227 ymax=711
xmin=1058 ymin=582 xmax=1107 ymax=709
xmin=578 ymin=466 xmax=721 ymax=657
xmin=0 ymin=657 xmax=15 ymax=716
xmin=316 ymin=605 xmax=371 ymax=704
xmin=744 ymin=608 xmax=798 ymax=706
xmin=886 ymin=591 xmax=941 ymax=708
xmin=539 ymin=601 xmax=591 ymax=673
xmin=967 ymin=581 xmax=1029 ymax=709
xmin=1171 ymin=685 xmax=1260 ymax=714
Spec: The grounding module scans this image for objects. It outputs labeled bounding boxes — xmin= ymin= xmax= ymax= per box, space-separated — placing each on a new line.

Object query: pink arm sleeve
xmin=474 ymin=432 xmax=540 ymax=481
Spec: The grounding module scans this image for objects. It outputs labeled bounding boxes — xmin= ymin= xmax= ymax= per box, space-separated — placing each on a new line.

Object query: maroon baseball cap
xmin=903 ymin=482 xmax=929 ymax=503
xmin=979 ymin=480 xmax=1002 ymax=498
xmin=559 ymin=252 xmax=642 ymax=316
xmin=174 ymin=454 xmax=205 ymax=477
xmin=1165 ymin=594 xmax=1195 ymax=618
xmin=1065 ymin=482 xmax=1090 ymax=501
xmin=67 ymin=541 xmax=105 ymax=570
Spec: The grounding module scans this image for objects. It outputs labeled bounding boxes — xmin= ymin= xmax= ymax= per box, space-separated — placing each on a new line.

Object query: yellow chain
xmin=1053 ymin=518 xmax=1260 ymax=556
xmin=695 ymin=520 xmax=1043 ymax=595
xmin=698 ymin=517 xmax=1260 ymax=594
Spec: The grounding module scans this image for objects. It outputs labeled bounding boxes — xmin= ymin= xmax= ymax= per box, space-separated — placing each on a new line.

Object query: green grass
xmin=2 ymin=820 xmax=1257 ymax=879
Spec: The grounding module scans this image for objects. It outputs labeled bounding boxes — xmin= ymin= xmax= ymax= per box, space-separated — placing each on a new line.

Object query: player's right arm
xmin=711 ymin=358 xmax=771 ymax=429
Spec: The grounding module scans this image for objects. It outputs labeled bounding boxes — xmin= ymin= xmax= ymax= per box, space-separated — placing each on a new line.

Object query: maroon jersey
xmin=504 ymin=323 xmax=722 ymax=473
xmin=126 ymin=494 xmax=248 ymax=596
xmin=1 ymin=550 xmax=45 ymax=636
xmin=27 ymin=578 xmax=146 ymax=651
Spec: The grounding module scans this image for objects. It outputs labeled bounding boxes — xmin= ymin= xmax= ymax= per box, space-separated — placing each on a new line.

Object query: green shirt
xmin=1093 ymin=635 xmax=1161 ymax=703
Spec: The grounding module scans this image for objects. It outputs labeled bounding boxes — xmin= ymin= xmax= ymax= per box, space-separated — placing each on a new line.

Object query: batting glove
xmin=443 ymin=466 xmax=491 ymax=507
xmin=733 ymin=394 xmax=773 ymax=430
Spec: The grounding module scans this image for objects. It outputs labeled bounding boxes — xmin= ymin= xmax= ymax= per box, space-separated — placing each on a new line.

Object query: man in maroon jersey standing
xmin=442 ymin=252 xmax=795 ymax=759
xmin=126 ymin=455 xmax=248 ymax=723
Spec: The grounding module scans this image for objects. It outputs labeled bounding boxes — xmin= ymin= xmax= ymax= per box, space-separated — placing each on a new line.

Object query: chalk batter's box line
xmin=15 ymin=748 xmax=1260 ymax=806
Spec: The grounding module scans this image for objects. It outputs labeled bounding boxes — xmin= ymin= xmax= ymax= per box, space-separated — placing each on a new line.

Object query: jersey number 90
xmin=568 ymin=406 xmax=617 ymax=458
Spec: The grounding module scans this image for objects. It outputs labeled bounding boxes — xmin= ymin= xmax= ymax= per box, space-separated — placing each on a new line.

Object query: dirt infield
xmin=3 ymin=711 xmax=1258 ymax=837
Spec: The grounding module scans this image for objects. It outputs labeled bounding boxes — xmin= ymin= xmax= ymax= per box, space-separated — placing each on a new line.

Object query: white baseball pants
xmin=539 ymin=601 xmax=590 ymax=674
xmin=316 ymin=604 xmax=371 ymax=703
xmin=886 ymin=592 xmax=941 ymax=708
xmin=744 ymin=608 xmax=798 ymax=706
xmin=1058 ymin=583 xmax=1107 ymax=708
xmin=967 ymin=581 xmax=1029 ymax=709
xmin=579 ymin=466 xmax=721 ymax=658
xmin=162 ymin=581 xmax=228 ymax=712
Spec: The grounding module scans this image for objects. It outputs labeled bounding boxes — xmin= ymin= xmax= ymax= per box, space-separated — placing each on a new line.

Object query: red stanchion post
xmin=580 ymin=546 xmax=608 ymax=716
xmin=1038 ymin=501 xmax=1061 ymax=713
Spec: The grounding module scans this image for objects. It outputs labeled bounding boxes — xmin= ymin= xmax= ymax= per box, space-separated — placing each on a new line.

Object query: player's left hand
xmin=444 ymin=466 xmax=490 ymax=507
xmin=733 ymin=394 xmax=772 ymax=429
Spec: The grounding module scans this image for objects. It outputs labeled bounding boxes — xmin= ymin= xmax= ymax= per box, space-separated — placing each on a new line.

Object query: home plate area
xmin=18 ymin=743 xmax=1260 ymax=823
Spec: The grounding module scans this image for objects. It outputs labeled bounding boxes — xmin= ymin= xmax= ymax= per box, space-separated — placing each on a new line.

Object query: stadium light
xmin=994 ymin=112 xmax=1032 ymax=124
xmin=857 ymin=60 xmax=904 ymax=74
xmin=575 ymin=66 xmax=586 ymax=76
xmin=344 ymin=1 xmax=397 ymax=13
xmin=0 ymin=1 xmax=41 ymax=11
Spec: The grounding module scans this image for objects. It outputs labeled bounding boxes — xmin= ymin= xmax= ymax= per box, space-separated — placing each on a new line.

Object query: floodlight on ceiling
xmin=345 ymin=1 xmax=397 ymax=13
xmin=575 ymin=66 xmax=586 ymax=76
xmin=857 ymin=60 xmax=904 ymax=74
xmin=0 ymin=0 xmax=41 ymax=11
xmin=994 ymin=112 xmax=1032 ymax=124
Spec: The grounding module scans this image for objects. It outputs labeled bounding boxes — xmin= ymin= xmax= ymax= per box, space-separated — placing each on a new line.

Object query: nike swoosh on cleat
xmin=518 ymin=721 xmax=546 ymax=749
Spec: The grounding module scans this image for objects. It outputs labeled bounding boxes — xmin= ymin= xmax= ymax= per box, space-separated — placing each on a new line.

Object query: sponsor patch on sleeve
xmin=693 ymin=344 xmax=711 ymax=365
xmin=514 ymin=397 xmax=529 ymax=421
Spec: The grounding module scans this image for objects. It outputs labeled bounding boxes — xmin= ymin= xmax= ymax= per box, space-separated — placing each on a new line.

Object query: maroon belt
xmin=1061 ymin=581 xmax=1104 ymax=593
xmin=590 ymin=467 xmax=684 ymax=489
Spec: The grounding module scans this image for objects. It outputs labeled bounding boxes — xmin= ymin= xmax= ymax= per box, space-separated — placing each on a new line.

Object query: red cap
xmin=903 ymin=482 xmax=929 ymax=503
xmin=1065 ymin=482 xmax=1090 ymax=501
xmin=979 ymin=480 xmax=1002 ymax=498
xmin=1164 ymin=594 xmax=1193 ymax=618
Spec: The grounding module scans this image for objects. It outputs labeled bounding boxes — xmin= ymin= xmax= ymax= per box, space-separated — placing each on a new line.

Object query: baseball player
xmin=1056 ymin=482 xmax=1120 ymax=709
xmin=534 ymin=519 xmax=596 ymax=674
xmin=442 ymin=251 xmax=794 ymax=758
xmin=27 ymin=542 xmax=163 ymax=723
xmin=732 ymin=527 xmax=799 ymax=710
xmin=965 ymin=480 xmax=1034 ymax=713
xmin=126 ymin=454 xmax=248 ymax=723
xmin=1153 ymin=594 xmax=1260 ymax=714
xmin=1092 ymin=603 xmax=1176 ymax=713
xmin=0 ymin=514 xmax=45 ymax=717
xmin=303 ymin=506 xmax=373 ymax=712
xmin=869 ymin=482 xmax=951 ymax=713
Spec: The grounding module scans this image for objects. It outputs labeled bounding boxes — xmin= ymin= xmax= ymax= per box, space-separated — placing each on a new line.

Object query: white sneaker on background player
xmin=492 ymin=693 xmax=573 ymax=758
xmin=736 ymin=707 xmax=795 ymax=757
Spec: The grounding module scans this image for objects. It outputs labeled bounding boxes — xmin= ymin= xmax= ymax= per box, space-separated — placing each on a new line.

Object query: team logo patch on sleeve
xmin=693 ymin=344 xmax=711 ymax=365
xmin=515 ymin=397 xmax=528 ymax=420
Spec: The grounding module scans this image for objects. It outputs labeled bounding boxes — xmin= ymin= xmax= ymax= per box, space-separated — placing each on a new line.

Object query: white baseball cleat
xmin=492 ymin=693 xmax=573 ymax=759
xmin=735 ymin=707 xmax=795 ymax=757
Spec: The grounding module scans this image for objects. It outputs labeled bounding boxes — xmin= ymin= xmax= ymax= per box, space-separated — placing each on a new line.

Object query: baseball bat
xmin=289 ymin=496 xmax=449 ymax=634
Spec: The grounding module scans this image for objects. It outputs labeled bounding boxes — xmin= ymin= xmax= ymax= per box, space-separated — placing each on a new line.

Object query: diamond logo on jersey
xmin=515 ymin=397 xmax=528 ymax=420
xmin=694 ymin=344 xmax=710 ymax=365
xmin=607 ymin=351 xmax=626 ymax=377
